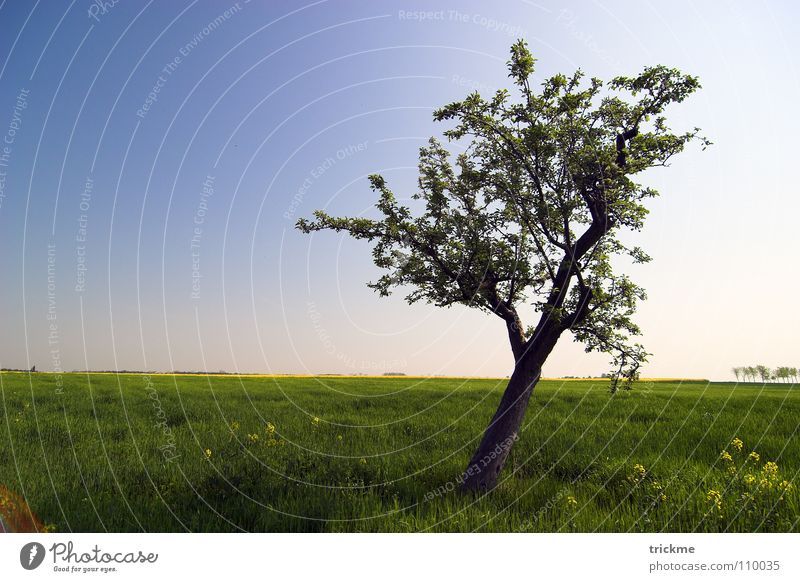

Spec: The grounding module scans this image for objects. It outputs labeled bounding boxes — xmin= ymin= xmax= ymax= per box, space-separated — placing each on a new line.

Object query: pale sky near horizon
xmin=0 ymin=0 xmax=798 ymax=381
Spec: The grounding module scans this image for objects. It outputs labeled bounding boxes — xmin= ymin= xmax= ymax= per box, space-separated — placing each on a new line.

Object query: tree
xmin=297 ymin=41 xmax=706 ymax=491
xmin=755 ymin=365 xmax=771 ymax=383
xmin=732 ymin=367 xmax=741 ymax=382
xmin=774 ymin=366 xmax=795 ymax=383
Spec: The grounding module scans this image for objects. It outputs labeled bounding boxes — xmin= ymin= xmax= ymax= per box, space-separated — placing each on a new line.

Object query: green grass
xmin=1 ymin=372 xmax=798 ymax=532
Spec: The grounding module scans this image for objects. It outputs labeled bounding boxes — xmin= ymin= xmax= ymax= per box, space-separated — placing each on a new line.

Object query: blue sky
xmin=0 ymin=0 xmax=798 ymax=379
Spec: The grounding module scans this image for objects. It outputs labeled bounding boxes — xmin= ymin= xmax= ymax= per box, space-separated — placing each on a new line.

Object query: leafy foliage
xmin=297 ymin=41 xmax=707 ymax=390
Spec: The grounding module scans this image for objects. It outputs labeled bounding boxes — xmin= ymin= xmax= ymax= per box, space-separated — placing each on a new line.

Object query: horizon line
xmin=0 ymin=370 xmax=714 ymax=382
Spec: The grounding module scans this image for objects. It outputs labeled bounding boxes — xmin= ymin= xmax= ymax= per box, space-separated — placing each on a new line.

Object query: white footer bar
xmin=2 ymin=533 xmax=797 ymax=581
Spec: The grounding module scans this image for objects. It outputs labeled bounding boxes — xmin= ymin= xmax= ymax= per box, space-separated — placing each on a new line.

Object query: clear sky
xmin=0 ymin=0 xmax=798 ymax=380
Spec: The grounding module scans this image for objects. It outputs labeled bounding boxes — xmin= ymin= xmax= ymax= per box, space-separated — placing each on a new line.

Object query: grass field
xmin=1 ymin=372 xmax=798 ymax=532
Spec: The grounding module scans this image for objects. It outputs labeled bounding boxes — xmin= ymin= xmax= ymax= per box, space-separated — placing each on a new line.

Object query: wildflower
xmin=706 ymin=489 xmax=723 ymax=513
xmin=566 ymin=496 xmax=577 ymax=507
xmin=265 ymin=422 xmax=276 ymax=435
xmin=247 ymin=433 xmax=260 ymax=443
xmin=230 ymin=421 xmax=240 ymax=431
xmin=720 ymin=450 xmax=733 ymax=463
xmin=337 ymin=435 xmax=343 ymax=441
xmin=629 ymin=463 xmax=647 ymax=484
xmin=359 ymin=458 xmax=367 ymax=464
xmin=731 ymin=438 xmax=743 ymax=452
xmin=312 ymin=416 xmax=321 ymax=427
xmin=748 ymin=451 xmax=760 ymax=463
xmin=204 ymin=448 xmax=212 ymax=459
xmin=763 ymin=461 xmax=778 ymax=475
xmin=743 ymin=474 xmax=756 ymax=486
xmin=779 ymin=480 xmax=793 ymax=491
xmin=727 ymin=464 xmax=737 ymax=475
xmin=651 ymin=487 xmax=668 ymax=502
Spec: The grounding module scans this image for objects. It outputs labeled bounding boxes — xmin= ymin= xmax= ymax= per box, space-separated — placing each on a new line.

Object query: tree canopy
xmin=298 ymin=40 xmax=708 ymax=391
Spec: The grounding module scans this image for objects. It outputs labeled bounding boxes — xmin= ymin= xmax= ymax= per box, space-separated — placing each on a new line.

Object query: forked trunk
xmin=460 ymin=331 xmax=560 ymax=492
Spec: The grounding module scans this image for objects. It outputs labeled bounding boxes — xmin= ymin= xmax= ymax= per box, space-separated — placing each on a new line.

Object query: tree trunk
xmin=460 ymin=330 xmax=560 ymax=492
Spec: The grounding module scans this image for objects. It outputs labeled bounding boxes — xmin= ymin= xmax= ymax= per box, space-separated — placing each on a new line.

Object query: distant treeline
xmin=2 ymin=368 xmax=410 ymax=377
xmin=732 ymin=366 xmax=798 ymax=383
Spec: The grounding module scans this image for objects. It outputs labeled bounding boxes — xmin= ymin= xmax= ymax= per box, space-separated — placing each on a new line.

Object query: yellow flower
xmin=659 ymin=493 xmax=667 ymax=502
xmin=763 ymin=461 xmax=778 ymax=475
xmin=566 ymin=495 xmax=577 ymax=507
xmin=720 ymin=450 xmax=733 ymax=463
xmin=779 ymin=480 xmax=793 ymax=491
xmin=731 ymin=438 xmax=743 ymax=452
xmin=230 ymin=421 xmax=240 ymax=431
xmin=727 ymin=464 xmax=736 ymax=475
xmin=337 ymin=435 xmax=343 ymax=441
xmin=265 ymin=422 xmax=276 ymax=435
xmin=204 ymin=448 xmax=212 ymax=459
xmin=312 ymin=416 xmax=321 ymax=427
xmin=629 ymin=463 xmax=647 ymax=483
xmin=247 ymin=433 xmax=259 ymax=443
xmin=706 ymin=489 xmax=723 ymax=512
xmin=359 ymin=458 xmax=367 ymax=464
xmin=743 ymin=474 xmax=756 ymax=486
xmin=748 ymin=451 xmax=760 ymax=463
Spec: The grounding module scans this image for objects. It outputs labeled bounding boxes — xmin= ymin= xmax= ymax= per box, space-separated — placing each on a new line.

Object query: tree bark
xmin=460 ymin=328 xmax=561 ymax=492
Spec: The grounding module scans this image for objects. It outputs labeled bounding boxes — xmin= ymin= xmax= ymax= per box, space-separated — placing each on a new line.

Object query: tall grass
xmin=0 ymin=372 xmax=797 ymax=532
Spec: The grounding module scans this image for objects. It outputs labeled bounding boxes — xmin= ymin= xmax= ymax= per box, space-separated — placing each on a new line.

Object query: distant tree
xmin=755 ymin=365 xmax=771 ymax=383
xmin=774 ymin=366 xmax=795 ymax=383
xmin=298 ymin=41 xmax=706 ymax=491
xmin=732 ymin=367 xmax=741 ymax=382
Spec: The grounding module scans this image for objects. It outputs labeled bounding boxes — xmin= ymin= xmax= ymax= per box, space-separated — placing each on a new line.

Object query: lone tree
xmin=297 ymin=41 xmax=706 ymax=491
